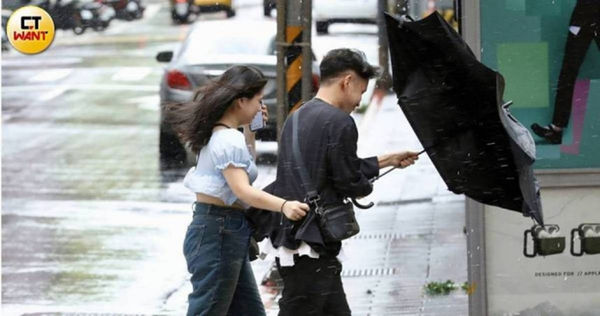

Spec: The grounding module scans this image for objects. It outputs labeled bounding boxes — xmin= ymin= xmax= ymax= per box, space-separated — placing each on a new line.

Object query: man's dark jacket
xmin=246 ymin=98 xmax=379 ymax=256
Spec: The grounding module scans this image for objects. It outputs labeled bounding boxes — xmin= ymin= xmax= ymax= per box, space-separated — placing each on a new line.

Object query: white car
xmin=313 ymin=0 xmax=378 ymax=35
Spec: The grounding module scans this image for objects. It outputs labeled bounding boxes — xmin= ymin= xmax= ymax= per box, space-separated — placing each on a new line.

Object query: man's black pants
xmin=276 ymin=255 xmax=351 ymax=316
xmin=552 ymin=1 xmax=600 ymax=128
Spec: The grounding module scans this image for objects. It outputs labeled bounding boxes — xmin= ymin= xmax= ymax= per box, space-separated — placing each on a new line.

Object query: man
xmin=531 ymin=0 xmax=600 ymax=144
xmin=252 ymin=48 xmax=419 ymax=315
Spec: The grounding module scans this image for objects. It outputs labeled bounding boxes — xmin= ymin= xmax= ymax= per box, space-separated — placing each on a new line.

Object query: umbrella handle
xmin=351 ymin=197 xmax=375 ymax=209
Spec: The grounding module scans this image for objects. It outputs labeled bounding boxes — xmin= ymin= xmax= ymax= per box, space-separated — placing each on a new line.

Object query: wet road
xmin=2 ymin=1 xmax=389 ymax=314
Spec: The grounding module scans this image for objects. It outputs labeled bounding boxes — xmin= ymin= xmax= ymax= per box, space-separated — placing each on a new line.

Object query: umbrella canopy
xmin=384 ymin=12 xmax=544 ymax=225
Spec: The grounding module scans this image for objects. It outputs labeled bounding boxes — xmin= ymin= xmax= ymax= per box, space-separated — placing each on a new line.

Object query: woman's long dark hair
xmin=165 ymin=65 xmax=267 ymax=154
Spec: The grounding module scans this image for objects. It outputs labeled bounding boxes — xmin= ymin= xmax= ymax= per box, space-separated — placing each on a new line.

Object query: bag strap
xmin=291 ymin=110 xmax=321 ymax=207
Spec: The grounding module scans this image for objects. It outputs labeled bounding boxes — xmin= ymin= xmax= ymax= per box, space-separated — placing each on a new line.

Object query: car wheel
xmin=134 ymin=8 xmax=143 ymax=19
xmin=125 ymin=11 xmax=135 ymax=21
xmin=73 ymin=25 xmax=86 ymax=35
xmin=159 ymin=125 xmax=188 ymax=170
xmin=171 ymin=10 xmax=189 ymax=24
xmin=93 ymin=23 xmax=107 ymax=32
xmin=316 ymin=21 xmax=329 ymax=35
xmin=263 ymin=4 xmax=271 ymax=17
xmin=226 ymin=8 xmax=236 ymax=18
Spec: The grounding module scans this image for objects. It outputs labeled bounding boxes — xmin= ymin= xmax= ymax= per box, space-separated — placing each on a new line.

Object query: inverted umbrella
xmin=384 ymin=12 xmax=544 ymax=225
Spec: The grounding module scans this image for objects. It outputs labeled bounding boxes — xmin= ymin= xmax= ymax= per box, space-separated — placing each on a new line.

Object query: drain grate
xmin=352 ymin=232 xmax=405 ymax=240
xmin=341 ymin=267 xmax=398 ymax=278
xmin=351 ymin=232 xmax=431 ymax=240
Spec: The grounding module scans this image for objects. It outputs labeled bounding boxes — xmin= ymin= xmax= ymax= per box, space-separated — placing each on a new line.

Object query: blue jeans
xmin=183 ymin=202 xmax=266 ymax=316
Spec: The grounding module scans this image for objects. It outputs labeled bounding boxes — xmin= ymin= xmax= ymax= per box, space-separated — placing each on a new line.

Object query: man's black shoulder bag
xmin=291 ymin=110 xmax=360 ymax=241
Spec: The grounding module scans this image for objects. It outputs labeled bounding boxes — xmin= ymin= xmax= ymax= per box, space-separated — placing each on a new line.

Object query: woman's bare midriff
xmin=195 ymin=193 xmax=245 ymax=210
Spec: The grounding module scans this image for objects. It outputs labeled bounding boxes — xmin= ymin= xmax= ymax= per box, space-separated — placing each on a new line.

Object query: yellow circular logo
xmin=6 ymin=6 xmax=55 ymax=55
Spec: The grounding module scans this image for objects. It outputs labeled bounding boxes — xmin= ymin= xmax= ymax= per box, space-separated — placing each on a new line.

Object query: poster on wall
xmin=480 ymin=0 xmax=600 ymax=169
xmin=484 ymin=192 xmax=600 ymax=316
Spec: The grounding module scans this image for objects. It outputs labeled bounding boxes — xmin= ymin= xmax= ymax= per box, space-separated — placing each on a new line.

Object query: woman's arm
xmin=222 ymin=167 xmax=308 ymax=221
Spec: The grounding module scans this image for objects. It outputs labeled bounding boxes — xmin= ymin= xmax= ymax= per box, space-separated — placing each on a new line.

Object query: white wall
xmin=484 ymin=187 xmax=600 ymax=316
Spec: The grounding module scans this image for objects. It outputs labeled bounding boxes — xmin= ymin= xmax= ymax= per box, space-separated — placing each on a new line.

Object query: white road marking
xmin=126 ymin=95 xmax=160 ymax=111
xmin=36 ymin=87 xmax=68 ymax=102
xmin=1 ymin=57 xmax=83 ymax=68
xmin=28 ymin=69 xmax=73 ymax=83
xmin=111 ymin=67 xmax=153 ymax=82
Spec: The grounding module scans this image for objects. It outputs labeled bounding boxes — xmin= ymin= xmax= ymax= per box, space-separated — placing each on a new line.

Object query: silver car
xmin=156 ymin=19 xmax=319 ymax=169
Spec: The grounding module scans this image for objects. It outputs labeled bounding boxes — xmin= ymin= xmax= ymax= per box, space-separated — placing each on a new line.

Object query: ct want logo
xmin=6 ymin=6 xmax=55 ymax=54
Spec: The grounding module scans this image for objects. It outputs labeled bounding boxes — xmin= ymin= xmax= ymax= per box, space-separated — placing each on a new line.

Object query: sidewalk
xmin=259 ymin=93 xmax=468 ymax=315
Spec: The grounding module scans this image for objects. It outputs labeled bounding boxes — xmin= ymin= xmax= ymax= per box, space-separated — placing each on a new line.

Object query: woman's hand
xmin=222 ymin=168 xmax=309 ymax=217
xmin=281 ymin=200 xmax=309 ymax=221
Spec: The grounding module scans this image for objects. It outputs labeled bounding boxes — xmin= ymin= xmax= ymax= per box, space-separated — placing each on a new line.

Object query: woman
xmin=167 ymin=65 xmax=309 ymax=316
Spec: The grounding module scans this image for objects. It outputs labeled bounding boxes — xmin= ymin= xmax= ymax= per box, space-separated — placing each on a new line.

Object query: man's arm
xmin=377 ymin=151 xmax=419 ymax=169
xmin=327 ymin=121 xmax=377 ymax=198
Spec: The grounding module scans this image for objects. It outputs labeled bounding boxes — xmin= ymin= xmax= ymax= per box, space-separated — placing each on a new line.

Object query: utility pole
xmin=275 ymin=0 xmax=313 ymax=141
xmin=376 ymin=0 xmax=392 ymax=92
xmin=300 ymin=0 xmax=313 ymax=105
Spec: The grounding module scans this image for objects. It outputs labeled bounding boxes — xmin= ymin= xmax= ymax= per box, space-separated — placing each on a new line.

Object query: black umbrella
xmin=384 ymin=12 xmax=544 ymax=225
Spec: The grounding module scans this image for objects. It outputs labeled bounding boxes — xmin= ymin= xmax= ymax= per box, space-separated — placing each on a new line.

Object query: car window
xmin=181 ymin=26 xmax=275 ymax=60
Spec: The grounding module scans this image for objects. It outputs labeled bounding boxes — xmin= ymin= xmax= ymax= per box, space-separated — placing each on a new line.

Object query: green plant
xmin=424 ymin=280 xmax=470 ymax=296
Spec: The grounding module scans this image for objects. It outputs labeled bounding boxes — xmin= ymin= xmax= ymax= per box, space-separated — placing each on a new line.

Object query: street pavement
xmin=1 ymin=0 xmax=467 ymax=314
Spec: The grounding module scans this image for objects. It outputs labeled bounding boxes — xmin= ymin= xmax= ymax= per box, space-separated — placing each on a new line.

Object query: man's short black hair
xmin=319 ymin=48 xmax=380 ymax=83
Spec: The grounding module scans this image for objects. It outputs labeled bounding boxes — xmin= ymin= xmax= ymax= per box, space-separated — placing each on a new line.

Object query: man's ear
xmin=341 ymin=74 xmax=352 ymax=90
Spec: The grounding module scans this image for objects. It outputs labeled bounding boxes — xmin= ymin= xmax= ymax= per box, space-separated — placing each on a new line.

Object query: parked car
xmin=2 ymin=10 xmax=11 ymax=51
xmin=313 ymin=0 xmax=377 ymax=34
xmin=156 ymin=20 xmax=319 ymax=169
xmin=79 ymin=0 xmax=115 ymax=32
xmin=98 ymin=0 xmax=144 ymax=21
xmin=170 ymin=0 xmax=234 ymax=24
xmin=28 ymin=0 xmax=114 ymax=34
